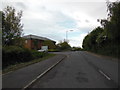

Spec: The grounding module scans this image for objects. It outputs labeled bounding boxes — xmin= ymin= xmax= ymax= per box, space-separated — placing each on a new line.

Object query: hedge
xmin=2 ymin=46 xmax=47 ymax=68
xmin=31 ymin=50 xmax=47 ymax=59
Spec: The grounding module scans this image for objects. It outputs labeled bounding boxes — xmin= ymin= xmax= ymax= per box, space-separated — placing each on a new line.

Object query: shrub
xmin=2 ymin=46 xmax=48 ymax=69
xmin=31 ymin=50 xmax=47 ymax=59
xmin=2 ymin=46 xmax=33 ymax=68
xmin=48 ymin=49 xmax=59 ymax=52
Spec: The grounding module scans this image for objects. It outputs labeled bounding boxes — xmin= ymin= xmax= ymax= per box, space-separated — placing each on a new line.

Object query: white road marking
xmin=23 ymin=55 xmax=66 ymax=90
xmin=98 ymin=70 xmax=111 ymax=80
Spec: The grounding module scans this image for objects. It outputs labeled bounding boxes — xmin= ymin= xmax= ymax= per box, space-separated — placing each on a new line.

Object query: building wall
xmin=24 ymin=39 xmax=32 ymax=49
xmin=24 ymin=39 xmax=43 ymax=50
xmin=31 ymin=39 xmax=34 ymax=49
xmin=38 ymin=40 xmax=43 ymax=49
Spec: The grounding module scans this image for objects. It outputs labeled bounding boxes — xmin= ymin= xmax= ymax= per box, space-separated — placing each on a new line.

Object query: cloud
xmin=15 ymin=3 xmax=27 ymax=9
xmin=1 ymin=1 xmax=108 ymax=47
xmin=69 ymin=33 xmax=88 ymax=47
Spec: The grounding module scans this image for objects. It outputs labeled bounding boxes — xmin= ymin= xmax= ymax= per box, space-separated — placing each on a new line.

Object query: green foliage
xmin=57 ymin=41 xmax=71 ymax=51
xmin=31 ymin=50 xmax=47 ymax=59
xmin=72 ymin=47 xmax=82 ymax=51
xmin=33 ymin=39 xmax=39 ymax=50
xmin=42 ymin=40 xmax=56 ymax=49
xmin=82 ymin=1 xmax=120 ymax=58
xmin=82 ymin=27 xmax=104 ymax=52
xmin=2 ymin=46 xmax=48 ymax=68
xmin=48 ymin=49 xmax=59 ymax=52
xmin=2 ymin=6 xmax=23 ymax=46
xmin=100 ymin=1 xmax=120 ymax=41
xmin=2 ymin=46 xmax=33 ymax=68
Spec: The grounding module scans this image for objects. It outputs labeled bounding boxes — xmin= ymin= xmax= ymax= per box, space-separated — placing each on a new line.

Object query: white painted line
xmin=23 ymin=63 xmax=58 ymax=89
xmin=98 ymin=70 xmax=111 ymax=80
xmin=23 ymin=56 xmax=66 ymax=90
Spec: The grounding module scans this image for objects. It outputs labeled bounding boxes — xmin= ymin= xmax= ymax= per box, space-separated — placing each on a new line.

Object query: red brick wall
xmin=24 ymin=39 xmax=43 ymax=50
xmin=38 ymin=40 xmax=42 ymax=49
xmin=24 ymin=39 xmax=32 ymax=49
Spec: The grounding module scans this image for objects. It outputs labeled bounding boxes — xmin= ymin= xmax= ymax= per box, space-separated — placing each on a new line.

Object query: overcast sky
xmin=1 ymin=0 xmax=117 ymax=47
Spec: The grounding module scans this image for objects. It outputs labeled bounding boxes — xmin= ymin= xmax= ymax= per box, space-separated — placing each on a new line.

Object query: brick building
xmin=23 ymin=34 xmax=56 ymax=50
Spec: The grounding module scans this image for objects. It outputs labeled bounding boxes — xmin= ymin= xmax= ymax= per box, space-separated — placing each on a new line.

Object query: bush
xmin=48 ymin=49 xmax=59 ymax=52
xmin=57 ymin=41 xmax=71 ymax=51
xmin=2 ymin=46 xmax=48 ymax=69
xmin=71 ymin=47 xmax=83 ymax=51
xmin=31 ymin=50 xmax=47 ymax=59
xmin=2 ymin=46 xmax=33 ymax=68
xmin=96 ymin=43 xmax=119 ymax=58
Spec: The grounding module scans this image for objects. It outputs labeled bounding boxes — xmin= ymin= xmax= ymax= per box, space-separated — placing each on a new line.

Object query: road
xmin=2 ymin=54 xmax=66 ymax=88
xmin=2 ymin=51 xmax=119 ymax=89
xmin=30 ymin=51 xmax=119 ymax=88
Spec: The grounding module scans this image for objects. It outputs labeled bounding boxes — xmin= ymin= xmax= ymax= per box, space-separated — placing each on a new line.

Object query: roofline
xmin=22 ymin=34 xmax=56 ymax=43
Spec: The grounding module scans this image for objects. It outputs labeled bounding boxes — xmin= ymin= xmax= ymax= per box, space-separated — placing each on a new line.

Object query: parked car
xmin=38 ymin=49 xmax=46 ymax=52
xmin=38 ymin=46 xmax=48 ymax=52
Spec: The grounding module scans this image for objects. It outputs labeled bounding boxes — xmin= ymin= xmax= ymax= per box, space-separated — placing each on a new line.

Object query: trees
xmin=2 ymin=6 xmax=23 ymax=46
xmin=72 ymin=47 xmax=82 ymax=51
xmin=82 ymin=27 xmax=104 ymax=52
xmin=0 ymin=11 xmax=2 ymax=48
xmin=42 ymin=40 xmax=56 ymax=49
xmin=100 ymin=1 xmax=120 ymax=41
xmin=57 ymin=41 xmax=71 ymax=51
xmin=82 ymin=1 xmax=120 ymax=57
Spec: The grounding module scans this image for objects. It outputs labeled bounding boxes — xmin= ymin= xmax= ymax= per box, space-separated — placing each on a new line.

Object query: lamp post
xmin=66 ymin=30 xmax=73 ymax=42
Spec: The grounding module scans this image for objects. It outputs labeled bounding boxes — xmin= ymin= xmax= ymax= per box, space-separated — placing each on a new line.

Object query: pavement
xmin=30 ymin=51 xmax=119 ymax=88
xmin=2 ymin=54 xmax=66 ymax=88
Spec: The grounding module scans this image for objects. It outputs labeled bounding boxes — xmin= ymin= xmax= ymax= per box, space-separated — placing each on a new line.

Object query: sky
xmin=1 ymin=0 xmax=117 ymax=47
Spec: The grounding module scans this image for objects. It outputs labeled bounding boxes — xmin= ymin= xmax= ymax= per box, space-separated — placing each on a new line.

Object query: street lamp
xmin=66 ymin=30 xmax=73 ymax=42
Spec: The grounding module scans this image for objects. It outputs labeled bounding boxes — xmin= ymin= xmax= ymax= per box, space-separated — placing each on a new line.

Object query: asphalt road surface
xmin=30 ymin=51 xmax=119 ymax=88
xmin=2 ymin=54 xmax=66 ymax=88
xmin=2 ymin=51 xmax=119 ymax=89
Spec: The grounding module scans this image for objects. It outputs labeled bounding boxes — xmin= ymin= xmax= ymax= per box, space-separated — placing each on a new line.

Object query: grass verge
xmin=86 ymin=51 xmax=119 ymax=62
xmin=3 ymin=53 xmax=56 ymax=74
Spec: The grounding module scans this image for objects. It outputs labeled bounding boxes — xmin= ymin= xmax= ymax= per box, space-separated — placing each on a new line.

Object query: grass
xmin=86 ymin=51 xmax=119 ymax=62
xmin=3 ymin=53 xmax=56 ymax=74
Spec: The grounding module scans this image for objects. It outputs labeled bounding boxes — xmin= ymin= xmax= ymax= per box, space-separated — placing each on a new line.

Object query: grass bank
xmin=86 ymin=51 xmax=119 ymax=62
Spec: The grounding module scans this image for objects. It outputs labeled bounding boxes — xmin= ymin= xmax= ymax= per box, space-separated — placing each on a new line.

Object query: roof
xmin=23 ymin=34 xmax=56 ymax=42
